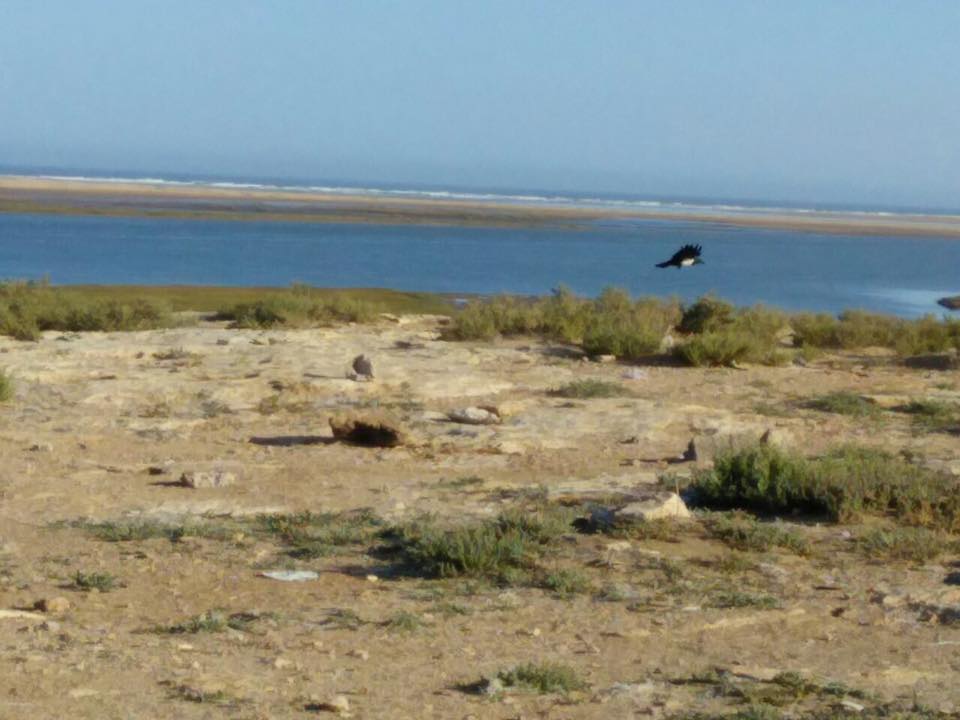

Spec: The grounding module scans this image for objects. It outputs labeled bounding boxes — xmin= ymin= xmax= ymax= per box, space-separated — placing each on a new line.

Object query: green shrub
xmin=0 ymin=370 xmax=13 ymax=402
xmin=384 ymin=505 xmax=573 ymax=582
xmin=856 ymin=526 xmax=953 ymax=563
xmin=689 ymin=444 xmax=960 ymax=532
xmin=496 ymin=662 xmax=587 ymax=694
xmin=673 ymin=330 xmax=761 ymax=367
xmin=673 ymin=303 xmax=788 ymax=367
xmin=548 ymin=379 xmax=630 ymax=399
xmin=804 ymin=392 xmax=880 ymax=418
xmin=679 ymin=296 xmax=736 ymax=334
xmin=447 ymin=286 xmax=678 ymax=360
xmin=791 ymin=310 xmax=960 ymax=355
xmin=0 ymin=280 xmax=172 ymax=339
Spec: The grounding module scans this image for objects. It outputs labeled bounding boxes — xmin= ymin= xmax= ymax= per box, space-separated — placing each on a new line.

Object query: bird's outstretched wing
xmin=656 ymin=244 xmax=702 ymax=268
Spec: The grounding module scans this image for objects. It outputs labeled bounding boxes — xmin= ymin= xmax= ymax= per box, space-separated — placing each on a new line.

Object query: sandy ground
xmin=1 ymin=316 xmax=959 ymax=719
xmin=4 ymin=174 xmax=960 ymax=236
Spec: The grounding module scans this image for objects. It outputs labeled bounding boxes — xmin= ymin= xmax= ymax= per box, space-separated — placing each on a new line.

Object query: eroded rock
xmin=329 ymin=411 xmax=406 ymax=447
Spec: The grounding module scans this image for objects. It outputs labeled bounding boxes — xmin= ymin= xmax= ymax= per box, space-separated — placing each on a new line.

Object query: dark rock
xmin=329 ymin=411 xmax=405 ymax=447
xmin=350 ymin=354 xmax=374 ymax=380
xmin=937 ymin=295 xmax=960 ymax=310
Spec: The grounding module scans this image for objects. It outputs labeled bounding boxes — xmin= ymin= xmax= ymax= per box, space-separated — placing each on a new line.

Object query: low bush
xmin=446 ymin=286 xmax=678 ymax=359
xmin=792 ymin=310 xmax=960 ymax=356
xmin=0 ymin=279 xmax=172 ymax=340
xmin=495 ymin=662 xmax=587 ymax=694
xmin=803 ymin=392 xmax=880 ymax=418
xmin=382 ymin=504 xmax=574 ymax=582
xmin=548 ymin=379 xmax=630 ymax=399
xmin=689 ymin=444 xmax=960 ymax=532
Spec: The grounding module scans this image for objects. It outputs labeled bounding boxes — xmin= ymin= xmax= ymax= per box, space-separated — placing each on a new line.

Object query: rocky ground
xmin=0 ymin=315 xmax=958 ymax=719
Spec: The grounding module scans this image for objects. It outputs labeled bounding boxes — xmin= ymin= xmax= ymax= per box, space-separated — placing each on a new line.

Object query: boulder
xmin=589 ymin=491 xmax=692 ymax=530
xmin=329 ymin=411 xmax=406 ymax=447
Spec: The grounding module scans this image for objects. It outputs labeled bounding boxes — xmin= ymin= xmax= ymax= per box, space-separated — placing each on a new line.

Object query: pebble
xmin=347 ymin=649 xmax=369 ymax=661
xmin=29 ymin=442 xmax=53 ymax=453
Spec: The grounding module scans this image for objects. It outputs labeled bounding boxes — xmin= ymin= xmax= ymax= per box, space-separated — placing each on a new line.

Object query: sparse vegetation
xmin=707 ymin=590 xmax=781 ymax=610
xmin=381 ymin=504 xmax=574 ymax=583
xmin=75 ymin=518 xmax=235 ymax=543
xmin=703 ymin=512 xmax=809 ymax=555
xmin=154 ymin=609 xmax=271 ymax=635
xmin=447 ymin=286 xmax=679 ymax=359
xmin=384 ymin=611 xmax=424 ymax=632
xmin=548 ymin=379 xmax=630 ymax=399
xmin=256 ymin=509 xmax=382 ymax=558
xmin=495 ymin=662 xmax=587 ymax=694
xmin=791 ymin=310 xmax=960 ymax=356
xmin=541 ymin=567 xmax=591 ymax=596
xmin=804 ymin=392 xmax=879 ymax=418
xmin=0 ymin=370 xmax=13 ymax=402
xmin=856 ymin=526 xmax=954 ymax=562
xmin=71 ymin=570 xmax=121 ymax=592
xmin=893 ymin=399 xmax=960 ymax=434
xmin=218 ymin=284 xmax=380 ymax=328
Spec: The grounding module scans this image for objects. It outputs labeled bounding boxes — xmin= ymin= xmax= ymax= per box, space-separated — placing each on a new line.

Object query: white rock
xmin=617 ymin=492 xmax=691 ymax=521
xmin=179 ymin=470 xmax=237 ymax=489
xmin=447 ymin=406 xmax=501 ymax=425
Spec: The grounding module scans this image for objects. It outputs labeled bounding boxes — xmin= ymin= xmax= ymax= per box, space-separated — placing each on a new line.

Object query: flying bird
xmin=656 ymin=244 xmax=704 ymax=269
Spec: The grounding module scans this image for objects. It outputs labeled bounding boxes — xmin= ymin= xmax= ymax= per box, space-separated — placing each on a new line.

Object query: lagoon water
xmin=1 ymin=211 xmax=958 ymax=317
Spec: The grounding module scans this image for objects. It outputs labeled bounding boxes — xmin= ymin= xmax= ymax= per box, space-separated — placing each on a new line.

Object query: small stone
xmin=179 ymin=470 xmax=237 ymax=489
xmin=840 ymin=700 xmax=865 ymax=713
xmin=35 ymin=596 xmax=71 ymax=615
xmin=347 ymin=649 xmax=369 ymax=661
xmin=273 ymin=656 xmax=293 ymax=669
xmin=593 ymin=354 xmax=617 ymax=363
xmin=365 ymin=574 xmax=379 ymax=583
xmin=29 ymin=443 xmax=53 ymax=453
xmin=447 ymin=406 xmax=501 ymax=425
xmin=39 ymin=620 xmax=61 ymax=632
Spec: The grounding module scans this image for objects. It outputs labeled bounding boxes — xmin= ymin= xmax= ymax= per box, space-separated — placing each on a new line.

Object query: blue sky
xmin=1 ymin=1 xmax=958 ymax=208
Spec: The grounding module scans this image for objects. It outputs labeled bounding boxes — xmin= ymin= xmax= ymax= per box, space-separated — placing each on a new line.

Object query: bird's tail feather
xmin=655 ymin=261 xmax=670 ymax=268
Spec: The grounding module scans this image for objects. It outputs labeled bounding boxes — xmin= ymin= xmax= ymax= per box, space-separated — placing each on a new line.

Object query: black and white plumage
xmin=656 ymin=244 xmax=704 ymax=269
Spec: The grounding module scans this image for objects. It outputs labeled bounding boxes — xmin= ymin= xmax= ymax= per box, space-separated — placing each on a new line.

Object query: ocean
xmin=1 ymin=211 xmax=958 ymax=317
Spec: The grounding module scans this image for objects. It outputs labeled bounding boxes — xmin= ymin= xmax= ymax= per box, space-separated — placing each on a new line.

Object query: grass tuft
xmin=804 ymin=392 xmax=879 ymax=418
xmin=703 ymin=512 xmax=809 ymax=555
xmin=496 ymin=662 xmax=587 ymax=694
xmin=71 ymin=570 xmax=121 ymax=592
xmin=0 ymin=370 xmax=12 ymax=402
xmin=548 ymin=379 xmax=630 ymax=399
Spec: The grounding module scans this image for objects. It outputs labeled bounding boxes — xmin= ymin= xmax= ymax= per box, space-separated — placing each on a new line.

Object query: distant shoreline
xmin=3 ymin=174 xmax=960 ymax=237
